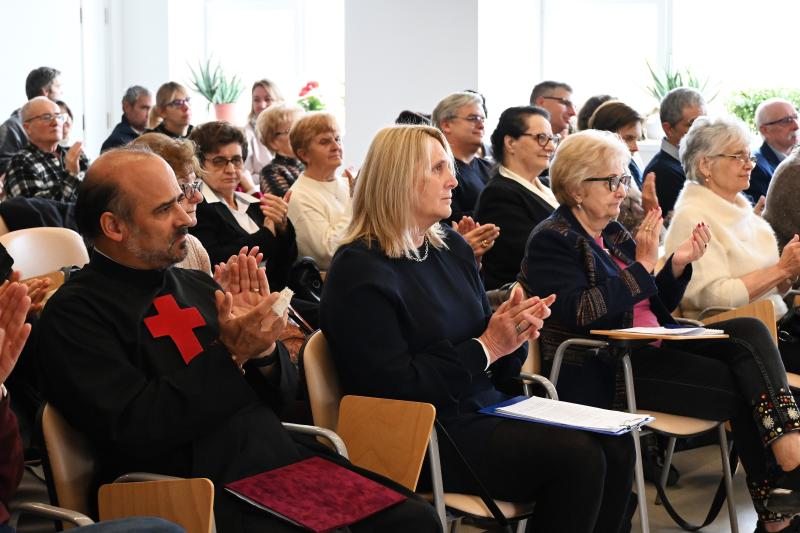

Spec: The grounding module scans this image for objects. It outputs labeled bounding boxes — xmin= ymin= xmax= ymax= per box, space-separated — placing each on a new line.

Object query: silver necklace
xmin=408 ymin=237 xmax=429 ymax=262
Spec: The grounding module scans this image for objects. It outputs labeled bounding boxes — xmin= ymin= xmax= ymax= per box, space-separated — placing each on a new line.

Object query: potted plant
xmin=297 ymin=81 xmax=326 ymax=111
xmin=188 ymin=58 xmax=244 ymax=123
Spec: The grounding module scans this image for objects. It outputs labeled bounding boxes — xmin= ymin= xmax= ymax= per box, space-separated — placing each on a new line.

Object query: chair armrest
xmin=113 ymin=472 xmax=183 ymax=483
xmin=674 ymin=317 xmax=704 ymax=327
xmin=518 ymin=372 xmax=559 ymax=400
xmin=282 ymin=422 xmax=349 ymax=458
xmin=550 ymin=338 xmax=609 ymax=387
xmin=8 ymin=501 xmax=94 ymax=528
xmin=697 ymin=306 xmax=733 ymax=320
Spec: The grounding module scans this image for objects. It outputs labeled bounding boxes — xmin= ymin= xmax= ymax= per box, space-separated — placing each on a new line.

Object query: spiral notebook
xmin=225 ymin=457 xmax=406 ymax=532
xmin=480 ymin=395 xmax=654 ymax=435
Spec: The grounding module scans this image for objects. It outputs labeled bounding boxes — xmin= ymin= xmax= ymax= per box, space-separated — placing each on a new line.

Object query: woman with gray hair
xmin=522 ymin=129 xmax=800 ymax=528
xmin=665 ymin=116 xmax=800 ymax=373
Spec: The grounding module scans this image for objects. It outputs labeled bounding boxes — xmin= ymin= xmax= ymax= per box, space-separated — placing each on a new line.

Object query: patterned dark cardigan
xmin=517 ymin=205 xmax=691 ymax=407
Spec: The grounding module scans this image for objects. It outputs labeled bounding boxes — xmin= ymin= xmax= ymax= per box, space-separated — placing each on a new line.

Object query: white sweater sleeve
xmin=665 ymin=205 xmax=750 ymax=316
xmin=288 ymin=187 xmax=351 ymax=270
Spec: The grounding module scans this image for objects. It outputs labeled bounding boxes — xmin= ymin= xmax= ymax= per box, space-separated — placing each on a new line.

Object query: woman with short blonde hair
xmin=285 ymin=112 xmax=349 ymax=269
xmin=549 ymin=129 xmax=630 ymax=206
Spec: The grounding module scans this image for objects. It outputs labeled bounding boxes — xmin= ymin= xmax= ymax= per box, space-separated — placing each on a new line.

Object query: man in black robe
xmin=37 ymin=147 xmax=440 ymax=533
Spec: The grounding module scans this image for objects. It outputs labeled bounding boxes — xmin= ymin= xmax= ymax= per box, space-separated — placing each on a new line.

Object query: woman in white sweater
xmin=665 ymin=115 xmax=800 ymax=372
xmin=286 ymin=113 xmax=352 ymax=270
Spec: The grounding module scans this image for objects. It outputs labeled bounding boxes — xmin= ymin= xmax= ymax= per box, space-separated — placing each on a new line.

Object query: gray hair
xmin=755 ymin=97 xmax=794 ymax=127
xmin=679 ymin=115 xmax=751 ymax=183
xmin=660 ymin=87 xmax=705 ymax=127
xmin=529 ymin=81 xmax=573 ymax=104
xmin=431 ymin=92 xmax=483 ymax=128
xmin=20 ymin=96 xmax=55 ymax=121
xmin=122 ymin=85 xmax=151 ymax=106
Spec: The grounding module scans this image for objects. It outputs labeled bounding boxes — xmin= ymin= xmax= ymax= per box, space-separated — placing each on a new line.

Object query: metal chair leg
xmin=718 ymin=424 xmax=739 ymax=533
xmin=622 ymin=353 xmax=650 ymax=533
xmin=654 ymin=436 xmax=677 ymax=505
xmin=515 ymin=518 xmax=527 ymax=533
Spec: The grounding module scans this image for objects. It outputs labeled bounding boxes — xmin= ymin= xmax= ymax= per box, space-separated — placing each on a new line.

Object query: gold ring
xmin=515 ymin=322 xmax=525 ymax=335
xmin=481 ymin=240 xmax=489 ymax=247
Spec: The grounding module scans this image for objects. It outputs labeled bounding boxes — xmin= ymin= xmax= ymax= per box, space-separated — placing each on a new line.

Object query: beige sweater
xmin=286 ymin=173 xmax=352 ymax=270
xmin=664 ymin=181 xmax=787 ymax=319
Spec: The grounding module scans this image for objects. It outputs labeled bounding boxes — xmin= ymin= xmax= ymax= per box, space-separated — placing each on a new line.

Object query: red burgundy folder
xmin=225 ymin=456 xmax=407 ymax=532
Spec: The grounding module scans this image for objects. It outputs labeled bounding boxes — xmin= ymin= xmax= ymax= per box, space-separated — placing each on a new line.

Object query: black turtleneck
xmin=37 ymin=251 xmax=302 ymax=531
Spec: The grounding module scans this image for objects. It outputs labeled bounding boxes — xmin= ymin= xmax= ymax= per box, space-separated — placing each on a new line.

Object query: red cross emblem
xmin=144 ymin=295 xmax=207 ymax=364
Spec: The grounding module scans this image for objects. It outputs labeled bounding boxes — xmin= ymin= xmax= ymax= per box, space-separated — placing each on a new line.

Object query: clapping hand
xmin=479 ymin=291 xmax=556 ymax=364
xmin=214 ymin=246 xmax=264 ymax=290
xmin=64 ymin=142 xmax=83 ymax=176
xmin=671 ymin=222 xmax=712 ymax=278
xmin=452 ymin=216 xmax=500 ymax=258
xmin=634 ymin=207 xmax=663 ymax=273
xmin=754 ymin=195 xmax=766 ymax=217
xmin=0 ymin=281 xmax=32 ymax=385
xmin=641 ymin=172 xmax=659 ymax=213
xmin=260 ymin=193 xmax=290 ymax=235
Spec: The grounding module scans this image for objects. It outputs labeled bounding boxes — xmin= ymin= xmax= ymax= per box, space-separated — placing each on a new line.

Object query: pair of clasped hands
xmin=479 ymin=288 xmax=557 ymax=365
xmin=212 ymin=246 xmax=288 ymax=367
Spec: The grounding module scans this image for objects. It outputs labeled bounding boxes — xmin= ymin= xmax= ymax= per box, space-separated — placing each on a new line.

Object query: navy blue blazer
xmin=101 ymin=116 xmax=141 ymax=153
xmin=643 ymin=149 xmax=686 ymax=215
xmin=745 ymin=141 xmax=782 ymax=204
xmin=518 ymin=206 xmax=692 ymax=406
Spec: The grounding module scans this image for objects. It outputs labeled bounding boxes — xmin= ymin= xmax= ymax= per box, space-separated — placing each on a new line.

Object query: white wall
xmin=344 ymin=0 xmax=480 ymax=166
xmin=0 ymin=1 xmax=85 ymax=142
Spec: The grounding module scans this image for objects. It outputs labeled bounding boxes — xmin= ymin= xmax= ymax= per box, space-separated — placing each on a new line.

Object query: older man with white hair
xmin=747 ymin=98 xmax=799 ymax=203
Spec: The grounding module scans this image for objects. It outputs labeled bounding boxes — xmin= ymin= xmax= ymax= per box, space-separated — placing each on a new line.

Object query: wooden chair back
xmin=40 ymin=404 xmax=97 ymax=527
xmin=702 ymin=299 xmax=777 ymax=343
xmin=302 ymin=330 xmax=343 ymax=431
xmin=98 ymin=479 xmax=214 ymax=533
xmin=302 ymin=331 xmax=435 ymax=491
xmin=337 ymin=395 xmax=434 ymax=492
xmin=0 ymin=227 xmax=88 ymax=278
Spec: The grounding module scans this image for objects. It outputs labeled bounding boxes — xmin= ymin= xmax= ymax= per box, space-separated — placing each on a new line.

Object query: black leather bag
xmin=288 ymin=256 xmax=324 ymax=303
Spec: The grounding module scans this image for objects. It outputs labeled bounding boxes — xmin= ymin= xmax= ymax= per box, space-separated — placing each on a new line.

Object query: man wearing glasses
xmin=4 ymin=97 xmax=87 ymax=202
xmin=529 ymin=81 xmax=576 ymax=140
xmin=747 ymin=98 xmax=799 ymax=203
xmin=147 ymin=82 xmax=194 ymax=139
xmin=432 ymin=91 xmax=493 ymax=223
xmin=0 ymin=66 xmax=63 ymax=176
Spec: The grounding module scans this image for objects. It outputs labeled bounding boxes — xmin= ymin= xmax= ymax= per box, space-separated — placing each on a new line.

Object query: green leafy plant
xmin=188 ymin=58 xmax=244 ymax=108
xmin=645 ymin=60 xmax=717 ymax=103
xmin=727 ymin=88 xmax=800 ymax=131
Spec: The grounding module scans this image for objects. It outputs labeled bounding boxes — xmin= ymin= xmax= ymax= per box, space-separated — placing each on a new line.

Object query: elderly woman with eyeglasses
xmin=473 ymin=106 xmax=559 ymax=290
xmin=521 ymin=129 xmax=800 ymax=529
xmin=188 ymin=121 xmax=297 ymax=290
xmin=665 ymin=116 xmax=800 ymax=375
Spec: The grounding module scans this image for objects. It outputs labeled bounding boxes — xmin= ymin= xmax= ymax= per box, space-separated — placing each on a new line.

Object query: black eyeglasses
xmin=178 ymin=181 xmax=201 ymax=200
xmin=711 ymin=153 xmax=757 ymax=166
xmin=541 ymin=96 xmax=575 ymax=109
xmin=762 ymin=114 xmax=799 ymax=127
xmin=519 ymin=132 xmax=561 ymax=147
xmin=208 ymin=155 xmax=244 ymax=169
xmin=583 ymin=174 xmax=631 ymax=192
xmin=24 ymin=112 xmax=67 ymax=124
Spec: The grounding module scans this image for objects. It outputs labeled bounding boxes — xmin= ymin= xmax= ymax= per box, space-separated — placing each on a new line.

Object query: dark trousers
xmin=434 ymin=414 xmax=635 ymax=533
xmin=631 ymin=317 xmax=796 ymax=521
